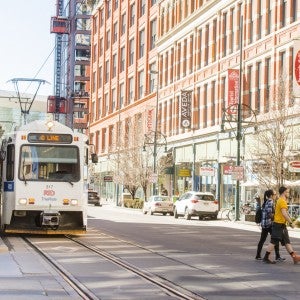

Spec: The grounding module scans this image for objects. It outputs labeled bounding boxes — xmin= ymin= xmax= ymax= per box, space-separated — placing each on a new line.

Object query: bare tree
xmin=248 ymin=75 xmax=297 ymax=192
xmin=110 ymin=114 xmax=154 ymax=200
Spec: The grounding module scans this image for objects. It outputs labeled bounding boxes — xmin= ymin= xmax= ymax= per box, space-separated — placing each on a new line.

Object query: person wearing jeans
xmin=255 ymin=189 xmax=283 ymax=261
xmin=263 ymin=186 xmax=300 ymax=264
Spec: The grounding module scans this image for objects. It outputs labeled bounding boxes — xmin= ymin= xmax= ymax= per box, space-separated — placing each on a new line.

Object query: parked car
xmin=143 ymin=195 xmax=174 ymax=216
xmin=173 ymin=191 xmax=218 ymax=220
xmin=88 ymin=190 xmax=101 ymax=206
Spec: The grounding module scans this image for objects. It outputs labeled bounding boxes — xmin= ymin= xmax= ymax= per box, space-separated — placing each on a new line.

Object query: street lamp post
xmin=235 ymin=15 xmax=244 ymax=221
xmin=149 ymin=69 xmax=159 ymax=195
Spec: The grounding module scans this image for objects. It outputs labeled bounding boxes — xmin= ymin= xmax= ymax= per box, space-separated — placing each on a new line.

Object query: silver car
xmin=173 ymin=191 xmax=218 ymax=220
xmin=143 ymin=196 xmax=174 ymax=216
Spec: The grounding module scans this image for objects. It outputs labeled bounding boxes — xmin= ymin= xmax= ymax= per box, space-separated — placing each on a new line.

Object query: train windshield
xmin=19 ymin=145 xmax=80 ymax=182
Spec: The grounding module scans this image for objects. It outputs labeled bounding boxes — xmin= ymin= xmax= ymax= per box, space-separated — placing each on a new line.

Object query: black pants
xmin=256 ymin=226 xmax=280 ymax=258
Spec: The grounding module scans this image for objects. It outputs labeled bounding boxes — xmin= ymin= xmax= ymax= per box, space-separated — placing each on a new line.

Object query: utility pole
xmin=235 ymin=15 xmax=244 ymax=221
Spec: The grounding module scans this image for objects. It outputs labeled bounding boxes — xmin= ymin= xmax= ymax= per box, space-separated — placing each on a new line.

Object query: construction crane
xmin=49 ymin=0 xmax=69 ymax=122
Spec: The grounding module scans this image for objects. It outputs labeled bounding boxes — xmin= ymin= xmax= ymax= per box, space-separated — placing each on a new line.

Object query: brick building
xmin=89 ymin=0 xmax=300 ymax=207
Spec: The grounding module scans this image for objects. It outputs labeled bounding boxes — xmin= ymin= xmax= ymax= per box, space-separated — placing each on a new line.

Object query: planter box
xmin=245 ymin=214 xmax=256 ymax=222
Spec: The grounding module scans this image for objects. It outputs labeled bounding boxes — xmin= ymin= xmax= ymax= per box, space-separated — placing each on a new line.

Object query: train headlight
xmin=70 ymin=199 xmax=78 ymax=206
xmin=63 ymin=199 xmax=70 ymax=205
xmin=28 ymin=198 xmax=35 ymax=204
xmin=18 ymin=198 xmax=27 ymax=205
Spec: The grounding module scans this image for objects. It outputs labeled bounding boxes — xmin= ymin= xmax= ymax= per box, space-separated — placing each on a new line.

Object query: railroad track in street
xmin=23 ymin=234 xmax=205 ymax=300
xmin=23 ymin=236 xmax=98 ymax=300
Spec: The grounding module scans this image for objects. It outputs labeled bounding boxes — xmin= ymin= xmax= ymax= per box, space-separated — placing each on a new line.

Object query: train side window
xmin=6 ymin=144 xmax=14 ymax=181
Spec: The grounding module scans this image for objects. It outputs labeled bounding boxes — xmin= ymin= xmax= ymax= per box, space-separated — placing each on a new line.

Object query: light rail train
xmin=0 ymin=120 xmax=93 ymax=234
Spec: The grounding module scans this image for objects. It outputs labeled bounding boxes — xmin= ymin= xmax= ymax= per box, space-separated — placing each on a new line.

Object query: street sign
xmin=289 ymin=161 xmax=300 ymax=173
xmin=200 ymin=166 xmax=215 ymax=176
xmin=232 ymin=166 xmax=244 ymax=180
xmin=150 ymin=173 xmax=158 ymax=183
xmin=104 ymin=175 xmax=113 ymax=182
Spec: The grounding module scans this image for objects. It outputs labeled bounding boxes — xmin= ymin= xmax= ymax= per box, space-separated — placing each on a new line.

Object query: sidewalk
xmin=0 ymin=235 xmax=78 ymax=299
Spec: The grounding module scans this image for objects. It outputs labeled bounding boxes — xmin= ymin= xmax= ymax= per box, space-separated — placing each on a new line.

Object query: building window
xmin=292 ymin=0 xmax=298 ymax=22
xmin=211 ymin=81 xmax=216 ymax=126
xmin=98 ymin=66 xmax=102 ymax=86
xmin=112 ymin=54 xmax=117 ymax=78
xmin=120 ymin=46 xmax=125 ymax=72
xmin=119 ymin=83 xmax=124 ymax=108
xmin=121 ymin=13 xmax=126 ymax=35
xmin=222 ymin=13 xmax=227 ymax=56
xmin=248 ymin=65 xmax=253 ymax=106
xmin=104 ymin=93 xmax=109 ymax=115
xmin=140 ymin=0 xmax=146 ymax=16
xmin=267 ymin=0 xmax=272 ymax=34
xmin=93 ymin=44 xmax=97 ymax=63
xmin=114 ymin=0 xmax=118 ymax=10
xmin=139 ymin=29 xmax=145 ymax=58
xmin=130 ymin=3 xmax=135 ymax=27
xmin=113 ymin=22 xmax=118 ymax=43
xmin=100 ymin=38 xmax=103 ymax=55
xmin=149 ymin=63 xmax=156 ymax=93
xmin=99 ymin=9 xmax=104 ymax=27
xmin=203 ymin=83 xmax=208 ymax=128
xmin=128 ymin=77 xmax=134 ymax=103
xmin=250 ymin=4 xmax=254 ymax=42
xmin=105 ymin=60 xmax=110 ymax=83
xmin=256 ymin=62 xmax=262 ymax=112
xmin=138 ymin=70 xmax=144 ymax=98
xmin=258 ymin=0 xmax=263 ymax=39
xmin=77 ymin=18 xmax=90 ymax=31
xmin=92 ymin=72 xmax=96 ymax=93
xmin=75 ymin=64 xmax=86 ymax=77
xmin=106 ymin=30 xmax=111 ymax=50
xmin=212 ymin=19 xmax=217 ymax=61
xmin=129 ymin=38 xmax=135 ymax=65
xmin=282 ymin=0 xmax=287 ymax=27
xmin=265 ymin=57 xmax=271 ymax=111
xmin=151 ymin=0 xmax=157 ymax=6
xmin=112 ymin=88 xmax=116 ymax=112
xmin=150 ymin=19 xmax=157 ymax=50
xmin=74 ymin=103 xmax=85 ymax=119
xmin=205 ymin=24 xmax=209 ymax=65
xmin=106 ymin=0 xmax=111 ymax=19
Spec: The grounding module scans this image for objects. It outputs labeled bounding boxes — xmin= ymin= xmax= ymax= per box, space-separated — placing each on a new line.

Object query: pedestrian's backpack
xmin=255 ymin=206 xmax=262 ymax=224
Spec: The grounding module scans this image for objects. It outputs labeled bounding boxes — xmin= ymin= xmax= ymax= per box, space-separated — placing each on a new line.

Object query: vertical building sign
xmin=227 ymin=69 xmax=240 ymax=115
xmin=293 ymin=40 xmax=300 ymax=97
xmin=146 ymin=107 xmax=154 ymax=133
xmin=180 ymin=90 xmax=192 ymax=128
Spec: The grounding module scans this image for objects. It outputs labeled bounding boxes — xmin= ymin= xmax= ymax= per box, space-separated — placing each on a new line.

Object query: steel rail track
xmin=23 ymin=237 xmax=98 ymax=300
xmin=66 ymin=235 xmax=206 ymax=300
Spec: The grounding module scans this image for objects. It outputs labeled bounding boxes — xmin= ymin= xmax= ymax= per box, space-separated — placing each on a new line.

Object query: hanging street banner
xmin=145 ymin=106 xmax=155 ymax=133
xmin=293 ymin=39 xmax=300 ymax=97
xmin=227 ymin=69 xmax=239 ymax=115
xmin=180 ymin=90 xmax=192 ymax=128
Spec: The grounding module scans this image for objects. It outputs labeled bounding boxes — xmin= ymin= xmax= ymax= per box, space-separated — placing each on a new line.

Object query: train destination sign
xmin=27 ymin=133 xmax=73 ymax=144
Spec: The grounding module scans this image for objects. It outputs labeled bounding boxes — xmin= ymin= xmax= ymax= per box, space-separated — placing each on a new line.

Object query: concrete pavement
xmin=0 ymin=203 xmax=299 ymax=299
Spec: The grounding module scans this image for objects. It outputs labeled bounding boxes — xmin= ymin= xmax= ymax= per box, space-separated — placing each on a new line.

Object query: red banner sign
xmin=227 ymin=69 xmax=239 ymax=114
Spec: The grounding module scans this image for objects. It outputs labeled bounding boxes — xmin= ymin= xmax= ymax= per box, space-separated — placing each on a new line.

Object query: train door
xmin=1 ymin=141 xmax=16 ymax=226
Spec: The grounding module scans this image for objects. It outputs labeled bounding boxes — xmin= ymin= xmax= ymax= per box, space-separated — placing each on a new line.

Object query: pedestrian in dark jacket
xmin=255 ymin=189 xmax=284 ymax=261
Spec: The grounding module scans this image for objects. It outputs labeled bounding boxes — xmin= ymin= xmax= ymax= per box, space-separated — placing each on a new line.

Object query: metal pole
xmin=235 ymin=15 xmax=243 ymax=221
xmin=152 ymin=71 xmax=159 ymax=196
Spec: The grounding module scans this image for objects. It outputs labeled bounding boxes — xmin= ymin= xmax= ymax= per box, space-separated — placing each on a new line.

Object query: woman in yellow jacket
xmin=263 ymin=186 xmax=300 ymax=264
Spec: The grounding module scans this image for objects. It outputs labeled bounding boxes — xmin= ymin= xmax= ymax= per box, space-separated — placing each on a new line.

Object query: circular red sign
xmin=295 ymin=51 xmax=300 ymax=85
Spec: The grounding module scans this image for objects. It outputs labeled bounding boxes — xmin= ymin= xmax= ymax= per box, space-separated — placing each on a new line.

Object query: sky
xmin=0 ymin=1 xmax=56 ymax=96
